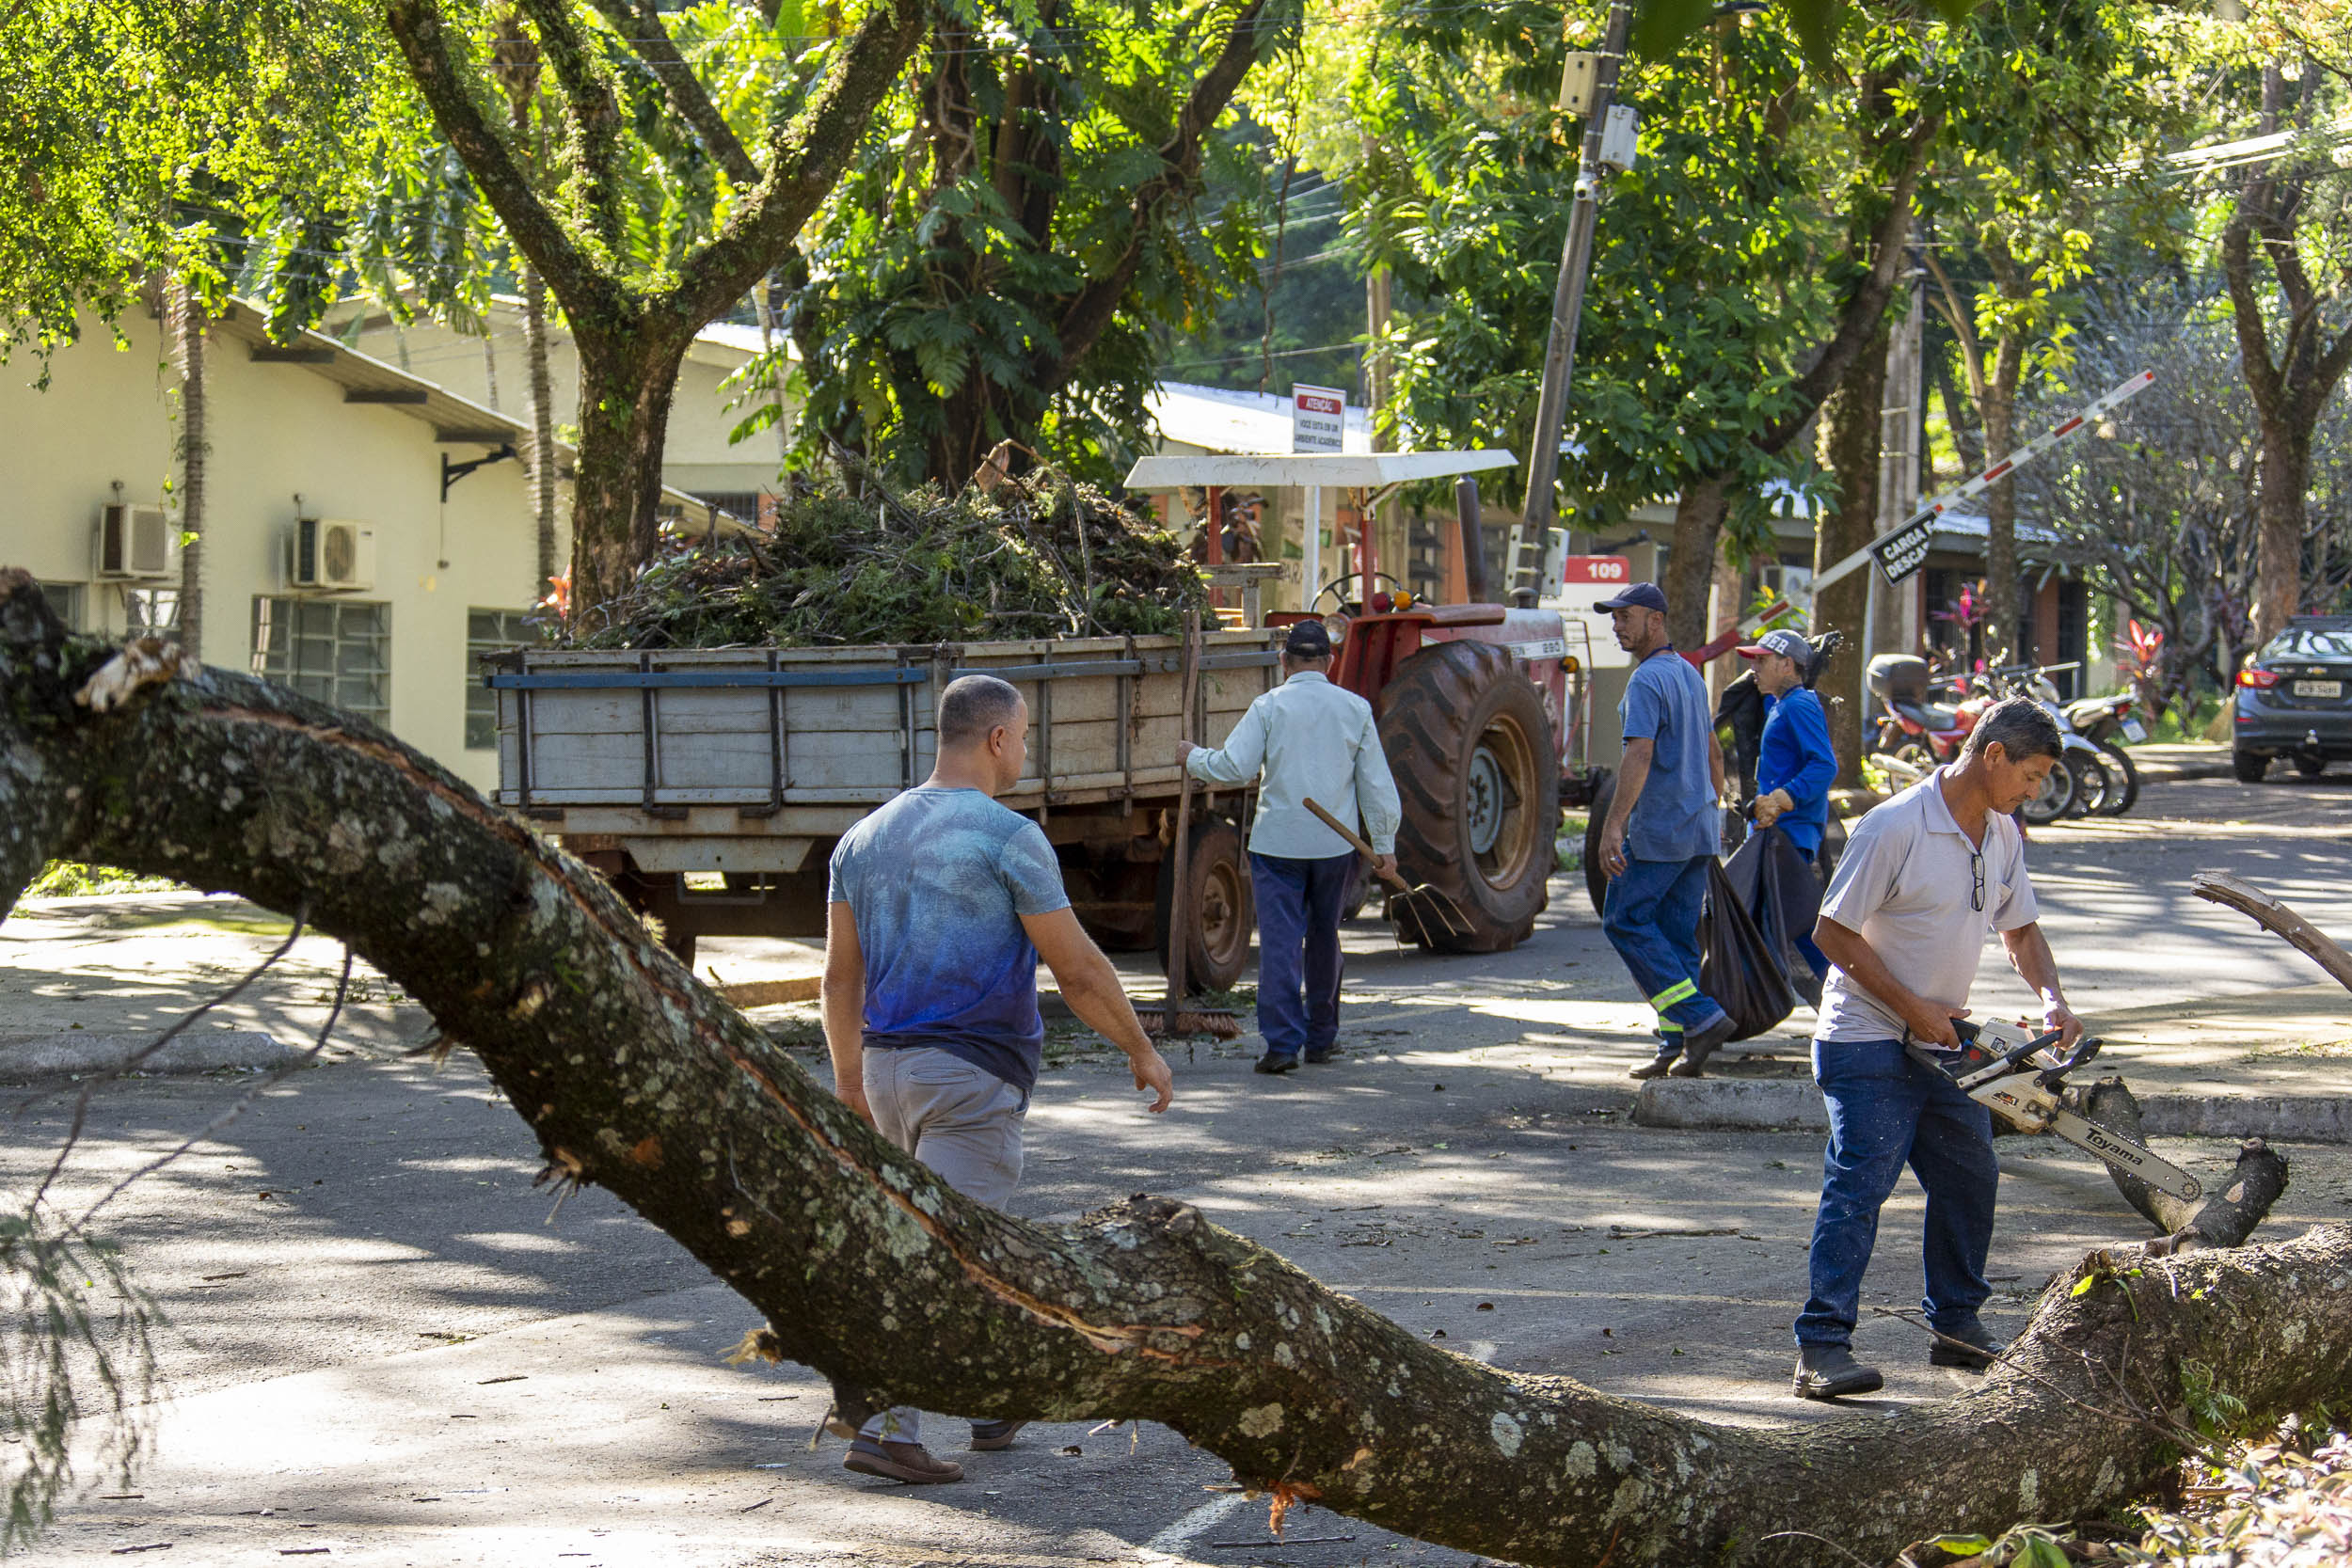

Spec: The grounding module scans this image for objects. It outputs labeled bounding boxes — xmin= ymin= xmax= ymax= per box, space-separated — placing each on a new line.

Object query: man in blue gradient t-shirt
xmin=822 ymin=673 xmax=1173 ymax=1486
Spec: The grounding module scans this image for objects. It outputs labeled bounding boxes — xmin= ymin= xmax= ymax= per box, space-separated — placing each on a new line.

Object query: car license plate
xmin=2294 ymin=679 xmax=2343 ymax=699
xmin=2121 ymin=718 xmax=2147 ymax=742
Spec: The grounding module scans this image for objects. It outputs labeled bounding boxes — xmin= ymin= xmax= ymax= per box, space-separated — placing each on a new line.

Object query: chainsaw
xmin=1904 ymin=1021 xmax=2204 ymax=1204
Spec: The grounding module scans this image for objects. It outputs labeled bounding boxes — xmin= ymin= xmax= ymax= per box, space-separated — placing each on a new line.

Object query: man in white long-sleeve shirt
xmin=1181 ymin=620 xmax=1403 ymax=1074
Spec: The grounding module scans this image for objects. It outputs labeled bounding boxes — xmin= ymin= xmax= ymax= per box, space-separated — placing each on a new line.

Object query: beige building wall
xmin=0 ymin=308 xmax=557 ymax=797
xmin=336 ymin=303 xmax=792 ymax=502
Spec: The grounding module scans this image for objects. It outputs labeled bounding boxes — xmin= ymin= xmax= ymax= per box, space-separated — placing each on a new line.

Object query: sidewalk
xmin=2124 ymin=740 xmax=2233 ymax=784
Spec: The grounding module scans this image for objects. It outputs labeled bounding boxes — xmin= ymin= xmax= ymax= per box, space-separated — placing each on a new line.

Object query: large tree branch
xmin=585 ymin=0 xmax=763 ymax=187
xmin=8 ymin=574 xmax=2352 ymax=1564
xmin=1921 ymin=245 xmax=1985 ymax=404
xmin=2220 ymin=214 xmax=2289 ymax=419
xmin=2192 ymin=871 xmax=2352 ymax=994
xmin=1750 ymin=113 xmax=1941 ymax=458
xmin=666 ymin=0 xmax=929 ymax=329
xmin=514 ymin=0 xmax=629 ymax=255
xmin=383 ymin=0 xmax=626 ymax=324
xmin=1037 ymin=0 xmax=1273 ymax=394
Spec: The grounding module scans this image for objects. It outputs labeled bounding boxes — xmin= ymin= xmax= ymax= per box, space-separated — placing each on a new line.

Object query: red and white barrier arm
xmin=1810 ymin=369 xmax=2156 ymax=594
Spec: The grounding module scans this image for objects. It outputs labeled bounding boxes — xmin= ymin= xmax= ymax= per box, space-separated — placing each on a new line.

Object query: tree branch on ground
xmin=2191 ymin=872 xmax=2352 ymax=995
xmin=5 ymin=573 xmax=2350 ymax=1564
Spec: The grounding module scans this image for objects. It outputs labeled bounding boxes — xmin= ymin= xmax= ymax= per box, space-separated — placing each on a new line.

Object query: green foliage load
xmin=574 ymin=471 xmax=1209 ymax=649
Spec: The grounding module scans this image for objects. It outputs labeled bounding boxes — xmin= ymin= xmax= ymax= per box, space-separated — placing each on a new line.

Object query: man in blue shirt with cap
xmin=1740 ymin=628 xmax=1836 ymax=854
xmin=1593 ymin=582 xmax=1738 ymax=1079
xmin=1739 ymin=626 xmax=1837 ymax=976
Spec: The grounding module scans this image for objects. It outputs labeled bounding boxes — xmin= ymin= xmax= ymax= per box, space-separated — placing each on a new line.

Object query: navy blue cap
xmin=1283 ymin=620 xmax=1333 ymax=657
xmin=1594 ymin=581 xmax=1668 ymax=614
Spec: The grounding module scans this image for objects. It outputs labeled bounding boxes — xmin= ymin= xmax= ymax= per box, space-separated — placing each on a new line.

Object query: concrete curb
xmin=1632 ymin=1078 xmax=2352 ymax=1144
xmin=0 ymin=1031 xmax=299 ymax=1083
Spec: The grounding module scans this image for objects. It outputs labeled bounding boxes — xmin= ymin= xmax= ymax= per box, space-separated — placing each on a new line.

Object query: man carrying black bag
xmin=1738 ymin=628 xmax=1836 ymax=978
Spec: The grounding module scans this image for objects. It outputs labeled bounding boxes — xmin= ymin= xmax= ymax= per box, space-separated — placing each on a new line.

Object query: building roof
xmin=1125 ymin=450 xmax=1517 ymax=488
xmin=1146 ymin=381 xmax=1375 ymax=456
xmin=217 ymin=301 xmax=719 ymax=532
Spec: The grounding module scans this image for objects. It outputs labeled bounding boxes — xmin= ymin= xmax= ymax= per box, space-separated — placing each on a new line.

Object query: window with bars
xmin=36 ymin=582 xmax=85 ymax=631
xmin=250 ymin=597 xmax=390 ymax=725
xmin=125 ymin=588 xmax=180 ymax=638
xmin=466 ymin=609 xmax=533 ymax=750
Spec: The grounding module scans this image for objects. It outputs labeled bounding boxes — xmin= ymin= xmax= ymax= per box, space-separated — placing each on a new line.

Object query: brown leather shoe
xmin=1629 ymin=1053 xmax=1677 ymax=1080
xmin=845 ymin=1438 xmax=963 ymax=1484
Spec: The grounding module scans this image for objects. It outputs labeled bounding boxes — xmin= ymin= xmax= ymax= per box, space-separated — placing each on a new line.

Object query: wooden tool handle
xmin=1303 ymin=798 xmax=1406 ymax=891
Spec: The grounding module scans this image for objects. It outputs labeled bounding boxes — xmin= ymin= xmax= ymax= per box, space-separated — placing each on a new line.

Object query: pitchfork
xmin=1302 ymin=797 xmax=1472 ymax=948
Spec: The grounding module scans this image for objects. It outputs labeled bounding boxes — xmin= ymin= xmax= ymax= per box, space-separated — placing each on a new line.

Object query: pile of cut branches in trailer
xmin=576 ymin=472 xmax=1208 ymax=648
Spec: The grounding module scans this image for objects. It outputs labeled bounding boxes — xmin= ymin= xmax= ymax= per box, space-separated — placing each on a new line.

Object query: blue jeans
xmin=1602 ymin=854 xmax=1728 ymax=1044
xmin=1250 ymin=851 xmax=1356 ymax=1059
xmin=1793 ymin=1038 xmax=1999 ymax=1348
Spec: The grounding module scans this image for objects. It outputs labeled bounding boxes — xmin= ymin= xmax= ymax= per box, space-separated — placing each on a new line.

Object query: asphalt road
xmin=6 ymin=769 xmax=2349 ymax=1566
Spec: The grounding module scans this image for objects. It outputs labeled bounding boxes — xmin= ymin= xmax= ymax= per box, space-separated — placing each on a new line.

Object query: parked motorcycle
xmin=2058 ymin=686 xmax=2146 ymax=816
xmin=1865 ymin=655 xmax=2084 ymax=825
xmin=2016 ymin=664 xmax=2141 ymax=816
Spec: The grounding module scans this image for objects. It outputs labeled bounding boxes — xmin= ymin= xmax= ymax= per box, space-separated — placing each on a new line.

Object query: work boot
xmin=1671 ymin=1012 xmax=1740 ymax=1076
xmin=1254 ymin=1053 xmax=1300 ymax=1075
xmin=1628 ymin=1053 xmax=1678 ymax=1081
xmin=968 ymin=1419 xmax=1028 ymax=1451
xmin=1791 ymin=1343 xmax=1884 ymax=1401
xmin=845 ymin=1437 xmax=963 ymax=1484
xmin=1304 ymin=1043 xmax=1343 ymax=1064
xmin=1928 ymin=1317 xmax=2007 ymax=1370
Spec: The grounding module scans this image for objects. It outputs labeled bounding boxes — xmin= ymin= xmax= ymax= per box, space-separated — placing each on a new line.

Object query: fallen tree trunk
xmin=5 ymin=573 xmax=2351 ymax=1568
xmin=2077 ymin=1078 xmax=2292 ymax=1252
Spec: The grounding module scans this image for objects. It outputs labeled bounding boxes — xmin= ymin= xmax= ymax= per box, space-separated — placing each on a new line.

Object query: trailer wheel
xmin=1381 ymin=640 xmax=1560 ymax=952
xmin=1156 ymin=816 xmax=1253 ymax=991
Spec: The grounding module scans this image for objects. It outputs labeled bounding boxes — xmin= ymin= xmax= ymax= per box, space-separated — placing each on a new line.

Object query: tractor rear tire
xmin=1379 ymin=640 xmax=1560 ymax=952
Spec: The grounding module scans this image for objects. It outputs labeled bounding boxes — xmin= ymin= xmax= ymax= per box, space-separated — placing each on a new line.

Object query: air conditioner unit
xmin=95 ymin=503 xmax=175 ymax=581
xmin=289 ymin=517 xmax=376 ymax=592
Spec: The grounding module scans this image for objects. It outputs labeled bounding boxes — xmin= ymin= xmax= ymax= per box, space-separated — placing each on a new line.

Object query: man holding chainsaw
xmin=1792 ymin=696 xmax=2082 ymax=1401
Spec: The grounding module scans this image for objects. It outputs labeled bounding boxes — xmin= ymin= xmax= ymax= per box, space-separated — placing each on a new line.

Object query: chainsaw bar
xmin=1913 ymin=1022 xmax=2205 ymax=1204
xmin=1969 ymin=1077 xmax=2205 ymax=1204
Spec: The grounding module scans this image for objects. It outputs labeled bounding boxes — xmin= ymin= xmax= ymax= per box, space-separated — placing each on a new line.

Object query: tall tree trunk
xmin=571 ymin=333 xmax=688 ymax=621
xmin=2253 ymin=418 xmax=2312 ymax=641
xmin=1932 ymin=350 xmax=1983 ymax=477
xmin=168 ymin=276 xmax=206 ymax=661
xmin=1 ymin=575 xmax=2346 ymax=1568
xmin=1665 ymin=476 xmax=1728 ymax=649
xmin=520 ymin=268 xmax=560 ymax=606
xmin=1977 ymin=240 xmax=2030 ymax=670
xmin=1815 ymin=318 xmax=1890 ymax=788
xmin=1979 ymin=332 xmax=2026 ymax=668
xmin=755 ymin=270 xmax=789 ymax=465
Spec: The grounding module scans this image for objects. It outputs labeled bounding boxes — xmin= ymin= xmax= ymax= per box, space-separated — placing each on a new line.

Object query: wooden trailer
xmin=485 ymin=627 xmax=1279 ymax=984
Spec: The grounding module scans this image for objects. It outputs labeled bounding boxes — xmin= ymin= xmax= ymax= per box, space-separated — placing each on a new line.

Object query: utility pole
xmin=1518 ymin=0 xmax=1632 ymax=554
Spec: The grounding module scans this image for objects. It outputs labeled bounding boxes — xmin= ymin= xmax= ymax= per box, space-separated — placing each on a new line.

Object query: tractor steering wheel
xmin=1311 ymin=570 xmax=1406 ymax=611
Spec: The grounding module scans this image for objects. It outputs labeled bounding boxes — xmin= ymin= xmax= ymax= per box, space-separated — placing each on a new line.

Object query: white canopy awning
xmin=1121 ymin=450 xmax=1518 ymax=489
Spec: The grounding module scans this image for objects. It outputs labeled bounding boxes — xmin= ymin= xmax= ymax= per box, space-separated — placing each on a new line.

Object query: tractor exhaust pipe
xmin=1454 ymin=478 xmax=1488 ymax=602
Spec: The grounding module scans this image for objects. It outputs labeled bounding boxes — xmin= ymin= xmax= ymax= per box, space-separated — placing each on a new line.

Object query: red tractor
xmin=1126 ymin=451 xmax=1597 ymax=953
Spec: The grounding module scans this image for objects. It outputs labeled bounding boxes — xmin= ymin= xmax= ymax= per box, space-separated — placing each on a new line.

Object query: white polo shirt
xmin=1814 ymin=768 xmax=2040 ymax=1045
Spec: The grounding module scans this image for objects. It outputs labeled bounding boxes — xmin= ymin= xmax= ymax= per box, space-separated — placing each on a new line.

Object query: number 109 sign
xmin=1555 ymin=556 xmax=1633 ymax=669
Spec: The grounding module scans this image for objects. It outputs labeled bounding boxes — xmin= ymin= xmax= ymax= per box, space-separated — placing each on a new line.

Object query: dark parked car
xmin=2233 ymin=615 xmax=2352 ymax=782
